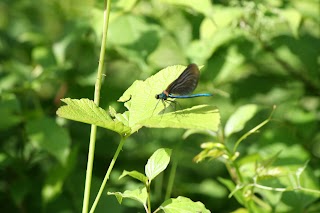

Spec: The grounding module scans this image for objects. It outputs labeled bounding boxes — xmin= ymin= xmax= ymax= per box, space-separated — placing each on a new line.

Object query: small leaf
xmin=119 ymin=170 xmax=148 ymax=184
xmin=108 ymin=186 xmax=147 ymax=206
xmin=56 ymin=98 xmax=131 ymax=135
xmin=225 ymin=104 xmax=258 ymax=137
xmin=160 ymin=196 xmax=210 ymax=213
xmin=193 ymin=142 xmax=227 ymax=163
xmin=145 ymin=148 xmax=171 ymax=181
xmin=218 ymin=177 xmax=245 ymax=204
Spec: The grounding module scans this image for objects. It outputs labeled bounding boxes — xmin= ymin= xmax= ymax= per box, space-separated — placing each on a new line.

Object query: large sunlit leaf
xmin=143 ymin=105 xmax=220 ymax=130
xmin=160 ymin=196 xmax=210 ymax=213
xmin=118 ymin=65 xmax=188 ymax=117
xmin=118 ymin=65 xmax=220 ymax=133
xmin=145 ymin=148 xmax=171 ymax=181
xmin=56 ymin=98 xmax=131 ymax=135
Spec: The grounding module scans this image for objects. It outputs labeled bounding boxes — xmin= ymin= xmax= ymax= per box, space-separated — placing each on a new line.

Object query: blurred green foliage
xmin=0 ymin=0 xmax=319 ymax=212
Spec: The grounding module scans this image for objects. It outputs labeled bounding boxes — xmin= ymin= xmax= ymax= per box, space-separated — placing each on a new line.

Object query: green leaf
xmin=161 ymin=0 xmax=214 ymax=17
xmin=118 ymin=65 xmax=220 ymax=133
xmin=145 ymin=148 xmax=171 ymax=181
xmin=281 ymin=9 xmax=302 ymax=38
xmin=109 ymin=106 xmax=130 ymax=127
xmin=108 ymin=186 xmax=147 ymax=206
xmin=147 ymin=34 xmax=188 ymax=67
xmin=212 ymin=45 xmax=248 ymax=85
xmin=225 ymin=104 xmax=258 ymax=137
xmin=42 ymin=147 xmax=78 ymax=204
xmin=187 ymin=28 xmax=239 ymax=64
xmin=114 ymin=0 xmax=138 ymax=12
xmin=0 ymin=93 xmax=22 ymax=130
xmin=193 ymin=142 xmax=227 ymax=163
xmin=118 ymin=65 xmax=187 ymax=122
xmin=160 ymin=196 xmax=210 ymax=213
xmin=26 ymin=117 xmax=70 ymax=165
xmin=119 ymin=170 xmax=148 ymax=184
xmin=107 ymin=14 xmax=160 ymax=67
xmin=56 ymin=98 xmax=131 ymax=135
xmin=199 ymin=6 xmax=243 ymax=40
xmin=143 ymin=105 xmax=220 ymax=130
xmin=109 ymin=14 xmax=156 ymax=45
xmin=218 ymin=177 xmax=245 ymax=205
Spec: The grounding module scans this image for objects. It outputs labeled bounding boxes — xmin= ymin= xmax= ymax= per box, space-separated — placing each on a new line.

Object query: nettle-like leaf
xmin=56 ymin=98 xmax=131 ymax=135
xmin=118 ymin=64 xmax=220 ymax=133
xmin=159 ymin=196 xmax=210 ymax=213
xmin=145 ymin=148 xmax=171 ymax=182
xmin=57 ymin=65 xmax=220 ymax=135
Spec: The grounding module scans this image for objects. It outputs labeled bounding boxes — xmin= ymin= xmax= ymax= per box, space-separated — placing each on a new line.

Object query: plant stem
xmin=89 ymin=136 xmax=127 ymax=213
xmin=165 ymin=154 xmax=178 ymax=200
xmin=147 ymin=182 xmax=152 ymax=213
xmin=82 ymin=0 xmax=112 ymax=212
xmin=233 ymin=106 xmax=275 ymax=153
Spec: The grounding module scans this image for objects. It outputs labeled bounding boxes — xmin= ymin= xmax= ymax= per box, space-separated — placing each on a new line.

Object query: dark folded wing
xmin=166 ymin=64 xmax=200 ymax=95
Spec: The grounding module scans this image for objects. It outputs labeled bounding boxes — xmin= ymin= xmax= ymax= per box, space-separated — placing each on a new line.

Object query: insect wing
xmin=166 ymin=64 xmax=200 ymax=95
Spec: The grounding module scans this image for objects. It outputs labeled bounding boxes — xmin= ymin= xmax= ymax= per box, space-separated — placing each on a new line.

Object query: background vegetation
xmin=0 ymin=0 xmax=319 ymax=212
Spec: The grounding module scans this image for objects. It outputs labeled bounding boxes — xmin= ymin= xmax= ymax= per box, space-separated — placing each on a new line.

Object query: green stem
xmin=82 ymin=127 xmax=97 ymax=213
xmin=233 ymin=106 xmax=276 ymax=153
xmin=147 ymin=182 xmax=152 ymax=213
xmin=89 ymin=136 xmax=127 ymax=213
xmin=82 ymin=0 xmax=112 ymax=213
xmin=165 ymin=155 xmax=177 ymax=200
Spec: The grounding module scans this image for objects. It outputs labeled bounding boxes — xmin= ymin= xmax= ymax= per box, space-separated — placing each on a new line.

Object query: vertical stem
xmin=146 ymin=182 xmax=152 ymax=213
xmin=89 ymin=136 xmax=127 ymax=213
xmin=82 ymin=0 xmax=112 ymax=212
xmin=165 ymin=159 xmax=177 ymax=200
